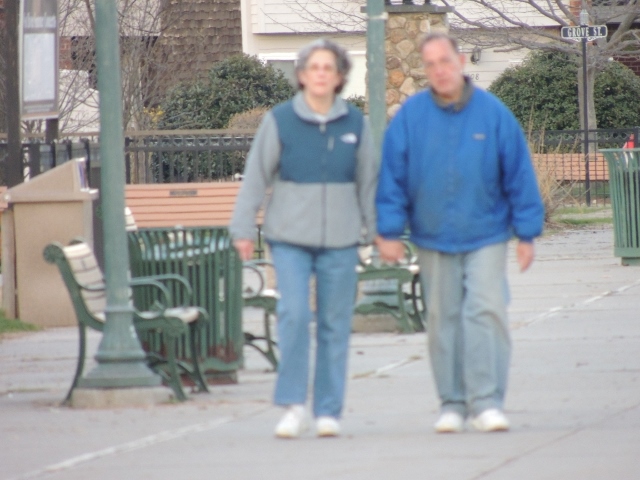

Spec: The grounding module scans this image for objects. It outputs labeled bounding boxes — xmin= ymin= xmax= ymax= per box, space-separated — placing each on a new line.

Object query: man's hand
xmin=375 ymin=235 xmax=405 ymax=263
xmin=516 ymin=241 xmax=535 ymax=272
xmin=233 ymin=239 xmax=254 ymax=262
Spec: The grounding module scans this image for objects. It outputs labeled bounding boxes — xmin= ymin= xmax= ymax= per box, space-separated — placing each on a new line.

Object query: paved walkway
xmin=1 ymin=225 xmax=639 ymax=480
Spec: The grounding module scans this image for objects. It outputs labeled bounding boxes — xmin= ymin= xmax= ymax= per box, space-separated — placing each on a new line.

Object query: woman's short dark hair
xmin=295 ymin=39 xmax=352 ymax=94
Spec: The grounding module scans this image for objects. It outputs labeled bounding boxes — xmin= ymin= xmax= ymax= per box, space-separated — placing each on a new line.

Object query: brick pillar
xmin=384 ymin=3 xmax=453 ymax=118
xmin=60 ymin=37 xmax=73 ymax=69
xmin=569 ymin=0 xmax=582 ymax=18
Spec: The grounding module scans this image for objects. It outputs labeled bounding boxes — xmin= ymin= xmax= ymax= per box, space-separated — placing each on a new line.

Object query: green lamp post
xmin=76 ymin=0 xmax=161 ymax=392
xmin=367 ymin=0 xmax=386 ymax=156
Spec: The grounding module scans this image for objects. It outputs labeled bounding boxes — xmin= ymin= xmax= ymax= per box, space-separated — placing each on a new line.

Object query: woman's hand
xmin=374 ymin=236 xmax=405 ymax=263
xmin=233 ymin=239 xmax=255 ymax=261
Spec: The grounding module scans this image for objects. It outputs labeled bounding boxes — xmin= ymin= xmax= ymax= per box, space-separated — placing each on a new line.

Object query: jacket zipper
xmin=321 ymin=121 xmax=333 ymax=248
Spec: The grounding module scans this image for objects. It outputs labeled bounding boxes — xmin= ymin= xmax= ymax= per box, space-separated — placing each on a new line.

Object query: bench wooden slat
xmin=125 ymin=181 xmax=262 ymax=228
xmin=63 ymin=243 xmax=107 ymax=318
xmin=126 ymin=198 xmax=239 ymax=207
xmin=125 ymin=203 xmax=238 ymax=214
xmin=132 ymin=211 xmax=235 ymax=220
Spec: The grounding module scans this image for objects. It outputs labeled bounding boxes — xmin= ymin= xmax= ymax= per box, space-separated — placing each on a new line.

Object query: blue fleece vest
xmin=272 ymin=101 xmax=363 ymax=184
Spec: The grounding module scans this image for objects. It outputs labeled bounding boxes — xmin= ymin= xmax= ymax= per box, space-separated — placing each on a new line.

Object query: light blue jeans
xmin=416 ymin=242 xmax=510 ymax=418
xmin=269 ymin=242 xmax=358 ymax=418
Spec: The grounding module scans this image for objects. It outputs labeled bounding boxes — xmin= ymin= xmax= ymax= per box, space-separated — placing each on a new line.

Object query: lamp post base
xmin=70 ymin=386 xmax=173 ymax=409
xmin=78 ymin=359 xmax=163 ymax=389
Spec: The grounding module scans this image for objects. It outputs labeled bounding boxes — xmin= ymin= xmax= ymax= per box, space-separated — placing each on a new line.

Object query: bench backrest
xmin=125 ymin=182 xmax=262 ymax=229
xmin=44 ymin=242 xmax=107 ymax=328
xmin=63 ymin=243 xmax=107 ymax=318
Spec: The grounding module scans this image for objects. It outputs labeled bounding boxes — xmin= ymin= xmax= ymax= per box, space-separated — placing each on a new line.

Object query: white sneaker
xmin=471 ymin=409 xmax=510 ymax=432
xmin=274 ymin=405 xmax=308 ymax=438
xmin=316 ymin=416 xmax=340 ymax=437
xmin=434 ymin=411 xmax=465 ymax=433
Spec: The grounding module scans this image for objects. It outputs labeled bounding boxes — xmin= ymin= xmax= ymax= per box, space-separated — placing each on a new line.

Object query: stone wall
xmin=385 ymin=6 xmax=451 ymax=118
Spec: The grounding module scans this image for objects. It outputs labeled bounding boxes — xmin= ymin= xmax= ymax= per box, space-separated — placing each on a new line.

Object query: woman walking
xmin=230 ymin=39 xmax=377 ymax=438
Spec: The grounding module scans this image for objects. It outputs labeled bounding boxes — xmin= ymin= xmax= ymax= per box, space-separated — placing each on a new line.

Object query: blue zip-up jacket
xmin=376 ymin=83 xmax=544 ymax=253
xmin=230 ymin=92 xmax=378 ymax=248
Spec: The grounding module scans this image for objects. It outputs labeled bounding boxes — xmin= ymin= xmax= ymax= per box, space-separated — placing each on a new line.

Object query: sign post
xmin=561 ymin=17 xmax=607 ymax=206
xmin=6 ymin=0 xmax=23 ymax=187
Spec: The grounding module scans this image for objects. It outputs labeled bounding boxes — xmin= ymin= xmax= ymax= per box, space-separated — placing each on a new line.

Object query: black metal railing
xmin=529 ymin=127 xmax=639 ymax=205
xmin=124 ymin=130 xmax=254 ymax=184
xmin=0 ymin=130 xmax=254 ymax=187
xmin=0 ymin=137 xmax=95 ymax=185
xmin=2 ymin=127 xmax=639 ymax=205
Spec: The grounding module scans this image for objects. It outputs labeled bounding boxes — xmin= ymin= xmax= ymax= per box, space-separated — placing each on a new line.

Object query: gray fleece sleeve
xmin=355 ymin=118 xmax=379 ymax=244
xmin=229 ymin=112 xmax=281 ymax=241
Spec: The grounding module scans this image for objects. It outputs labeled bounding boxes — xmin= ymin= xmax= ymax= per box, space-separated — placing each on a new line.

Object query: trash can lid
xmin=4 ymin=159 xmax=98 ymax=204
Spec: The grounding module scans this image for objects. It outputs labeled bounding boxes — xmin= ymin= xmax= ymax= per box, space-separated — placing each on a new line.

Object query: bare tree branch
xmin=285 ymin=0 xmax=639 ymax=132
xmin=437 ymin=0 xmax=640 ymax=130
xmin=262 ymin=0 xmax=365 ymax=34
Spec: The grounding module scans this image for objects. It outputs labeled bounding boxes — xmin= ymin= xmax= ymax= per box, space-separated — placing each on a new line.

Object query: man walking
xmin=375 ymin=33 xmax=544 ymax=433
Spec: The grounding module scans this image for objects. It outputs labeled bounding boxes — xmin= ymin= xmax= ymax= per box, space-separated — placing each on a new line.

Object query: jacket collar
xmin=430 ymin=76 xmax=474 ymax=112
xmin=292 ymin=91 xmax=349 ymax=123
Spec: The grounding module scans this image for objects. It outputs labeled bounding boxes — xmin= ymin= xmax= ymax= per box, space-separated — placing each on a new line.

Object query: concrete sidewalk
xmin=1 ymin=225 xmax=639 ymax=480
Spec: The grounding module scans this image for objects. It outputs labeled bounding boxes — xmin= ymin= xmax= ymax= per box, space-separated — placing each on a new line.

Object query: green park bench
xmin=241 ymin=259 xmax=279 ymax=370
xmin=355 ymin=241 xmax=425 ymax=333
xmin=44 ymin=240 xmax=210 ymax=404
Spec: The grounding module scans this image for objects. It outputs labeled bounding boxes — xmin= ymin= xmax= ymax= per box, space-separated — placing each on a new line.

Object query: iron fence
xmin=0 ymin=130 xmax=253 ymax=187
xmin=2 ymin=127 xmax=639 ymax=205
xmin=529 ymin=127 xmax=639 ymax=206
xmin=0 ymin=137 xmax=96 ymax=185
xmin=124 ymin=130 xmax=253 ymax=184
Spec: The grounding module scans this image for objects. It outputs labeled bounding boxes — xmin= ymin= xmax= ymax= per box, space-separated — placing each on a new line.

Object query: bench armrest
xmin=130 ymin=274 xmax=195 ymax=309
xmin=242 ymin=259 xmax=276 ymax=298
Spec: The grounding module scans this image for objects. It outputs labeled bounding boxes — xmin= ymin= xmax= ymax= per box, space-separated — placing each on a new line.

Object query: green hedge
xmin=488 ymin=50 xmax=640 ymax=131
xmin=159 ymin=54 xmax=295 ymax=130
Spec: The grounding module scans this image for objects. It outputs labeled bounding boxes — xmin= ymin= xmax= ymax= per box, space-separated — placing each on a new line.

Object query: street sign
xmin=561 ymin=25 xmax=608 ymax=42
xmin=20 ymin=0 xmax=59 ymax=120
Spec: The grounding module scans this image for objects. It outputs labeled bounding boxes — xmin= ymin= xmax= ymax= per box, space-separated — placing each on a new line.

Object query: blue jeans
xmin=416 ymin=242 xmax=510 ymax=417
xmin=269 ymin=242 xmax=358 ymax=418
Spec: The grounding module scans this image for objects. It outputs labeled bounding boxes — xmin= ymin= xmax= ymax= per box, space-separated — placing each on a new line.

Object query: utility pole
xmin=5 ymin=0 xmax=23 ymax=187
xmin=366 ymin=0 xmax=386 ymax=160
xmin=561 ymin=6 xmax=607 ymax=207
xmin=580 ymin=7 xmax=591 ymax=206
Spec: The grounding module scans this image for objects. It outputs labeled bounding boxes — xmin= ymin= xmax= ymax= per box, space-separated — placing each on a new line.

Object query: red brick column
xmin=60 ymin=36 xmax=72 ymax=69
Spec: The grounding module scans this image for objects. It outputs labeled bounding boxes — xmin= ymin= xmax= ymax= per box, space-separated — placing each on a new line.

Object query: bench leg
xmin=244 ymin=300 xmax=278 ymax=370
xmin=409 ymin=274 xmax=426 ymax=332
xmin=63 ymin=324 xmax=88 ymax=406
xmin=244 ymin=310 xmax=278 ymax=370
xmin=164 ymin=336 xmax=188 ymax=401
xmin=394 ymin=283 xmax=416 ymax=334
xmin=188 ymin=322 xmax=209 ymax=393
xmin=262 ymin=311 xmax=278 ymax=369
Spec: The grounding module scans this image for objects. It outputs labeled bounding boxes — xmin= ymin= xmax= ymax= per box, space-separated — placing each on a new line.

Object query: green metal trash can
xmin=128 ymin=226 xmax=244 ymax=381
xmin=601 ymin=148 xmax=640 ymax=265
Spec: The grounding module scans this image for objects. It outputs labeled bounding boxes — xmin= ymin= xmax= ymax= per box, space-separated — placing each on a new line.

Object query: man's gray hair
xmin=295 ymin=39 xmax=352 ymax=94
xmin=419 ymin=32 xmax=460 ymax=54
